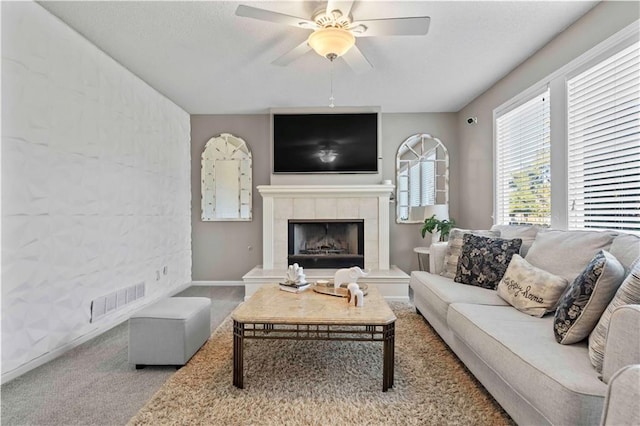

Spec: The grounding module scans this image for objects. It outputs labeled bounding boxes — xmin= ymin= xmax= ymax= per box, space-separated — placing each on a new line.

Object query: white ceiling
xmin=39 ymin=1 xmax=598 ymax=114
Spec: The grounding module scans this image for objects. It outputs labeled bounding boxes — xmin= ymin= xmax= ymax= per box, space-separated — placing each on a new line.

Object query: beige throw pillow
xmin=497 ymin=255 xmax=568 ymax=317
xmin=490 ymin=224 xmax=541 ymax=257
xmin=441 ymin=228 xmax=499 ymax=279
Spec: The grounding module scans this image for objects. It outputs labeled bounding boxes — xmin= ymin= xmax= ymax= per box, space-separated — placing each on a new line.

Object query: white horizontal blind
xmin=421 ymin=153 xmax=436 ymax=205
xmin=567 ymin=41 xmax=640 ymax=232
xmin=495 ymin=89 xmax=551 ymax=226
xmin=409 ymin=161 xmax=421 ymax=207
xmin=397 ymin=167 xmax=409 ymax=221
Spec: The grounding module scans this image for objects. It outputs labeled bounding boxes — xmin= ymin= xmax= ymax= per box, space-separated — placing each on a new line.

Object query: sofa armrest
xmin=429 ymin=242 xmax=448 ymax=275
xmin=600 ymin=364 xmax=640 ymax=426
xmin=602 ymin=304 xmax=640 ymax=384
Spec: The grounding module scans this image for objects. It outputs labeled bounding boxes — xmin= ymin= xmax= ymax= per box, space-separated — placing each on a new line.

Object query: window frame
xmin=493 ymin=21 xmax=639 ymax=232
xmin=494 ymin=87 xmax=552 ymax=227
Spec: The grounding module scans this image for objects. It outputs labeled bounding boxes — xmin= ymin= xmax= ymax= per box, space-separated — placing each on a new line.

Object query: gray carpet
xmin=129 ymin=302 xmax=513 ymax=425
xmin=1 ymin=285 xmax=244 ymax=426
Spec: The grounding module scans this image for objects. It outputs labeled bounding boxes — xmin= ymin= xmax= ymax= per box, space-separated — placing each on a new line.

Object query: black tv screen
xmin=273 ymin=113 xmax=378 ymax=173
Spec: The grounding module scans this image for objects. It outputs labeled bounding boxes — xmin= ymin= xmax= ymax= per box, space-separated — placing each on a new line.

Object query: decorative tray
xmin=312 ymin=282 xmax=368 ymax=298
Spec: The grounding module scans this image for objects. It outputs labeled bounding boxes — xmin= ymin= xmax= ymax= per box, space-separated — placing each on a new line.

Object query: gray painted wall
xmin=191 ymin=115 xmax=269 ymax=281
xmin=382 ymin=114 xmax=459 ymax=272
xmin=191 ymin=3 xmax=638 ymax=280
xmin=456 ymin=1 xmax=639 ymax=229
xmin=191 ymin=113 xmax=458 ymax=278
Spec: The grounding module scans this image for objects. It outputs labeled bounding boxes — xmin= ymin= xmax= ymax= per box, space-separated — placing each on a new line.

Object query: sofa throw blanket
xmin=454 ymin=234 xmax=522 ymax=290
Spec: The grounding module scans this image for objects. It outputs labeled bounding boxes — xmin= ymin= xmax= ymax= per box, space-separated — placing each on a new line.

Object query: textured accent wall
xmin=1 ymin=2 xmax=191 ymax=378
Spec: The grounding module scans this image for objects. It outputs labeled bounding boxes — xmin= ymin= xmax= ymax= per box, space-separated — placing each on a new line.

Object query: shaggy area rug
xmin=129 ymin=303 xmax=513 ymax=425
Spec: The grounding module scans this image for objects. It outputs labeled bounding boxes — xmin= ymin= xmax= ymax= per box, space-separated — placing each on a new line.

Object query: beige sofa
xmin=410 ymin=228 xmax=640 ymax=425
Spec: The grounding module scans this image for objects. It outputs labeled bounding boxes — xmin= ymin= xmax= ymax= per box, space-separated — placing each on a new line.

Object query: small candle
xmin=354 ymin=289 xmax=364 ymax=307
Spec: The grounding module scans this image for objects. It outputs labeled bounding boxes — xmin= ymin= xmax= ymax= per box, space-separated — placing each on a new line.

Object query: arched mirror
xmin=396 ymin=133 xmax=449 ymax=223
xmin=201 ymin=133 xmax=252 ymax=221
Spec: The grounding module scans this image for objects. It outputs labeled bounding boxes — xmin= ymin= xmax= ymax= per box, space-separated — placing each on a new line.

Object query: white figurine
xmin=333 ymin=266 xmax=369 ymax=289
xmin=347 ymin=283 xmax=360 ymax=303
xmin=354 ymin=289 xmax=364 ymax=307
xmin=286 ymin=263 xmax=306 ymax=284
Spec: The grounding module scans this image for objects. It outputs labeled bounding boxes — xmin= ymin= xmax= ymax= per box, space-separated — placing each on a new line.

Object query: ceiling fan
xmin=235 ymin=0 xmax=430 ymax=73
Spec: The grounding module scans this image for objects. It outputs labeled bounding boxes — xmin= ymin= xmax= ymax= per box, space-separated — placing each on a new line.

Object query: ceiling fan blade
xmin=351 ymin=16 xmax=430 ymax=37
xmin=272 ymin=40 xmax=312 ymax=66
xmin=326 ymin=0 xmax=355 ymax=17
xmin=341 ymin=44 xmax=373 ymax=74
xmin=235 ymin=5 xmax=316 ymax=29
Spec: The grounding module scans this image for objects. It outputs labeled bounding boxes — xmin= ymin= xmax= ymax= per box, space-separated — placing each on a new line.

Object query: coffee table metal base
xmin=233 ymin=320 xmax=395 ymax=391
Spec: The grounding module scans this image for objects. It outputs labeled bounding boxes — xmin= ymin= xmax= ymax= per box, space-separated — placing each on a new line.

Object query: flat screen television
xmin=272 ymin=112 xmax=378 ymax=173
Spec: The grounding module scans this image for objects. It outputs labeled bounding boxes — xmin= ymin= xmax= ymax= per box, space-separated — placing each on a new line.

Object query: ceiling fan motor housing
xmin=313 ymin=9 xmax=352 ymax=29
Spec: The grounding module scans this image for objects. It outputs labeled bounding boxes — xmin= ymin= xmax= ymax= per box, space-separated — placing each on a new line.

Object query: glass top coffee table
xmin=231 ymin=284 xmax=397 ymax=391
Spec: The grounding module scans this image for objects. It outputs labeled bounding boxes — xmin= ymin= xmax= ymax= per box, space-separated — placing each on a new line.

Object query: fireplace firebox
xmin=288 ymin=220 xmax=364 ymax=269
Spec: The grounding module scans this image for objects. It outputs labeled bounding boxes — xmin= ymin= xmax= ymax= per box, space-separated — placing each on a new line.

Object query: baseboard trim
xmin=191 ymin=280 xmax=244 ymax=287
xmin=1 ymin=281 xmax=191 ymax=385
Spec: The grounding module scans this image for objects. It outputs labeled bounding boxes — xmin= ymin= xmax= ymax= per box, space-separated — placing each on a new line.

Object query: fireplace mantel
xmin=257 ymin=184 xmax=394 ymax=271
xmin=257 ymin=184 xmax=394 ymax=198
xmin=246 ymin=184 xmax=408 ymax=302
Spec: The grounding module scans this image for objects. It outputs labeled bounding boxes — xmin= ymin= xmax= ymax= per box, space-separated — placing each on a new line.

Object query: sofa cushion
xmin=441 ymin=228 xmax=499 ymax=279
xmin=609 ymin=233 xmax=640 ymax=274
xmin=525 ymin=229 xmax=616 ymax=284
xmin=491 ymin=224 xmax=540 ymax=257
xmin=409 ymin=271 xmax=508 ymax=323
xmin=554 ymin=250 xmax=626 ymax=344
xmin=497 ymin=254 xmax=568 ymax=317
xmin=447 ymin=303 xmax=607 ymax=426
xmin=589 ymin=259 xmax=640 ymax=373
xmin=454 ymin=234 xmax=522 ymax=289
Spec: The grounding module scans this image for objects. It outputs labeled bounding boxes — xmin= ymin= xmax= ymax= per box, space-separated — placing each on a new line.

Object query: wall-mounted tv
xmin=272 ymin=112 xmax=378 ymax=173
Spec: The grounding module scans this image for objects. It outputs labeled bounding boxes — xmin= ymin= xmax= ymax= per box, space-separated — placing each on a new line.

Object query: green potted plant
xmin=421 ymin=215 xmax=455 ymax=242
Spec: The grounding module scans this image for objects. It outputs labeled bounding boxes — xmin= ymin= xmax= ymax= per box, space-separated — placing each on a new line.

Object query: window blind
xmin=397 ymin=168 xmax=409 ymax=220
xmin=409 ymin=161 xmax=421 ymax=207
xmin=567 ymin=41 xmax=640 ymax=232
xmin=421 ymin=153 xmax=436 ymax=206
xmin=495 ymin=89 xmax=551 ymax=226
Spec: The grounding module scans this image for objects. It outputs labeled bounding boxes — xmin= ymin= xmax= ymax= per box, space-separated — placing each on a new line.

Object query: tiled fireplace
xmin=258 ymin=185 xmax=393 ymax=270
xmin=242 ymin=185 xmax=409 ymax=301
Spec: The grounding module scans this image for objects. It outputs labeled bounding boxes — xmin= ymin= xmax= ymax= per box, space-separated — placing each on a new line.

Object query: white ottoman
xmin=128 ymin=297 xmax=211 ymax=368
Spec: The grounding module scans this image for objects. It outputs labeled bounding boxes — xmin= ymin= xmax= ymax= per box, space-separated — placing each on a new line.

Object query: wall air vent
xmin=90 ymin=282 xmax=145 ymax=323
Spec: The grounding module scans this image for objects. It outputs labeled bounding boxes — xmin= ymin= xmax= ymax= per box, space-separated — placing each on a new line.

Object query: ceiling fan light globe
xmin=307 ymin=27 xmax=355 ymax=59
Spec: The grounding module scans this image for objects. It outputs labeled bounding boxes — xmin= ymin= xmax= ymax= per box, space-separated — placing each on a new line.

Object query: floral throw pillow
xmin=454 ymin=234 xmax=522 ymax=289
xmin=441 ymin=228 xmax=500 ymax=279
xmin=554 ymin=250 xmax=626 ymax=345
